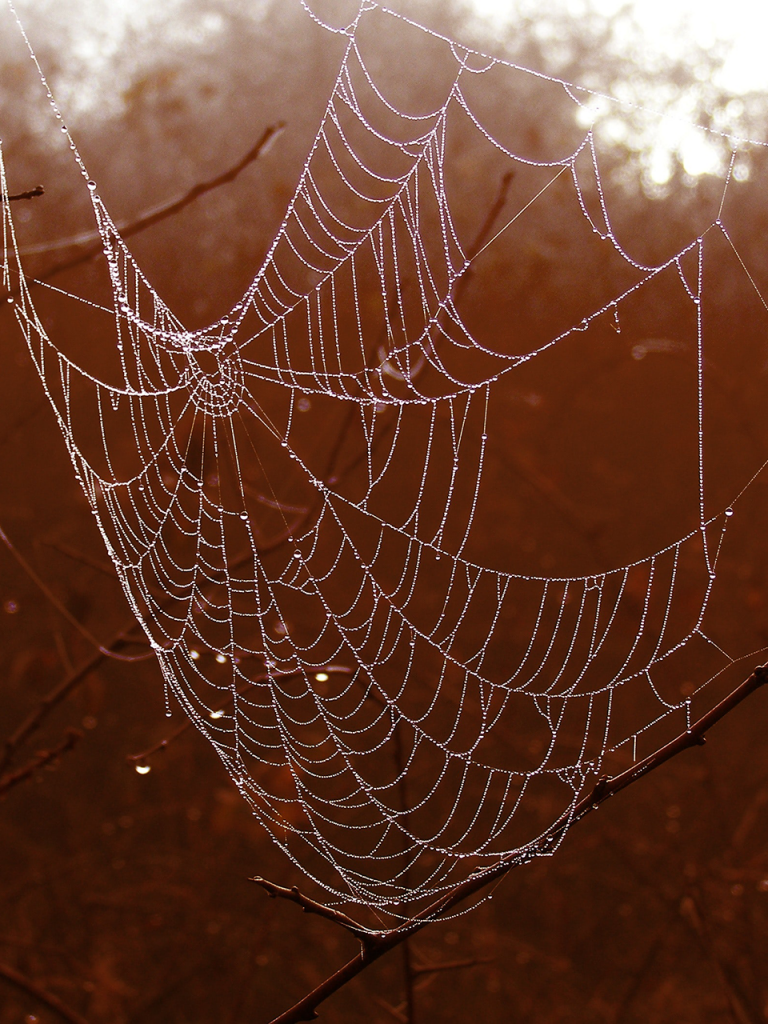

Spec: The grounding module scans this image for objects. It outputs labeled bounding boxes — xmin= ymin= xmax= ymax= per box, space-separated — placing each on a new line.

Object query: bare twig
xmin=27 ymin=124 xmax=284 ymax=284
xmin=453 ymin=170 xmax=514 ymax=306
xmin=0 ymin=124 xmax=283 ymax=302
xmin=0 ymin=959 xmax=91 ymax=1024
xmin=372 ymin=995 xmax=408 ymax=1023
xmin=0 ymin=727 xmax=82 ymax=797
xmin=401 ymin=936 xmax=416 ymax=1024
xmin=250 ymin=878 xmax=377 ymax=949
xmin=0 ymin=631 xmax=135 ymax=776
xmin=2 ymin=185 xmax=44 ymax=202
xmin=261 ymin=662 xmax=768 ymax=1024
xmin=0 ymin=520 xmax=119 ymax=655
xmin=41 ymin=538 xmax=120 ymax=581
xmin=377 ymin=953 xmax=493 ymax=1018
xmin=0 ymin=528 xmax=295 ymax=774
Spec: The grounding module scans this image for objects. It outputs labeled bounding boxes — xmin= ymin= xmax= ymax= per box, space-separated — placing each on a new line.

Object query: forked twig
xmin=259 ymin=662 xmax=768 ymax=1024
xmin=373 ymin=995 xmax=408 ymax=1023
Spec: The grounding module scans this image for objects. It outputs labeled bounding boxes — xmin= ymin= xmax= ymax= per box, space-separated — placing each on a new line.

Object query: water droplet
xmin=87 ymin=180 xmax=97 ymax=190
xmin=315 ymin=672 xmax=329 ymax=682
xmin=293 ymin=551 xmax=302 ymax=559
xmin=215 ymin=654 xmax=227 ymax=664
xmin=135 ymin=764 xmax=151 ymax=775
xmin=240 ymin=512 xmax=248 ymax=521
xmin=60 ymin=125 xmax=67 ymax=132
xmin=725 ymin=507 xmax=734 ymax=517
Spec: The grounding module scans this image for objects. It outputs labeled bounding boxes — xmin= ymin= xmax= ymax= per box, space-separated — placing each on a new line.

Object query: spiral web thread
xmin=2 ymin=0 xmax=767 ymax=918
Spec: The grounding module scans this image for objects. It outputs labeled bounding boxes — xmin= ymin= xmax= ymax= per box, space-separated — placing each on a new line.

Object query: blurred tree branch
xmin=0 ymin=959 xmax=90 ymax=1024
xmin=33 ymin=123 xmax=284 ymax=282
xmin=680 ymin=893 xmax=760 ymax=1024
xmin=0 ymin=634 xmax=133 ymax=778
xmin=0 ymin=727 xmax=81 ymax=797
xmin=0 ymin=122 xmax=283 ymax=300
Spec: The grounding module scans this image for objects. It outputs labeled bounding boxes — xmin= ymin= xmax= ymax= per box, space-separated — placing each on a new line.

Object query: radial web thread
xmin=3 ymin=0 xmax=767 ymax=919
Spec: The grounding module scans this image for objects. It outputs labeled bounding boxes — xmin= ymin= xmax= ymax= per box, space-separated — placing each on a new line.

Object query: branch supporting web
xmin=3 ymin=0 xmax=767 ymax=919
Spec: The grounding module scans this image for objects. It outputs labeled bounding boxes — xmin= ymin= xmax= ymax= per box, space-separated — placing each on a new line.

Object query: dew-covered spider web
xmin=3 ymin=0 xmax=768 ymax=919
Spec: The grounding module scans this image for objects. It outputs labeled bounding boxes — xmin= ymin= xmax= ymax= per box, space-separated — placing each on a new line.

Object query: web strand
xmin=2 ymin=0 xmax=764 ymax=919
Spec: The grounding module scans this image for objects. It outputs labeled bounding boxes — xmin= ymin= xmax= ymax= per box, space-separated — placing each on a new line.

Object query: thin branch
xmin=0 ymin=630 xmax=135 ymax=775
xmin=27 ymin=123 xmax=284 ymax=284
xmin=453 ymin=170 xmax=514 ymax=306
xmin=411 ymin=955 xmax=493 ymax=977
xmin=41 ymin=538 xmax=120 ymax=581
xmin=611 ymin=931 xmax=663 ymax=1024
xmin=0 ymin=728 xmax=82 ymax=797
xmin=263 ymin=662 xmax=768 ymax=1024
xmin=0 ymin=520 xmax=116 ymax=655
xmin=0 ymin=124 xmax=283 ymax=303
xmin=2 ymin=185 xmax=45 ymax=202
xmin=0 ymin=533 xmax=282 ymax=773
xmin=249 ymin=878 xmax=377 ymax=949
xmin=0 ymin=960 xmax=91 ymax=1024
xmin=372 ymin=995 xmax=408 ymax=1023
xmin=401 ymin=933 xmax=416 ymax=1024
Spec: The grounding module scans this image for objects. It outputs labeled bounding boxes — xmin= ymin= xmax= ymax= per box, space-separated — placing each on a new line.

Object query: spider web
xmin=2 ymin=0 xmax=767 ymax=919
